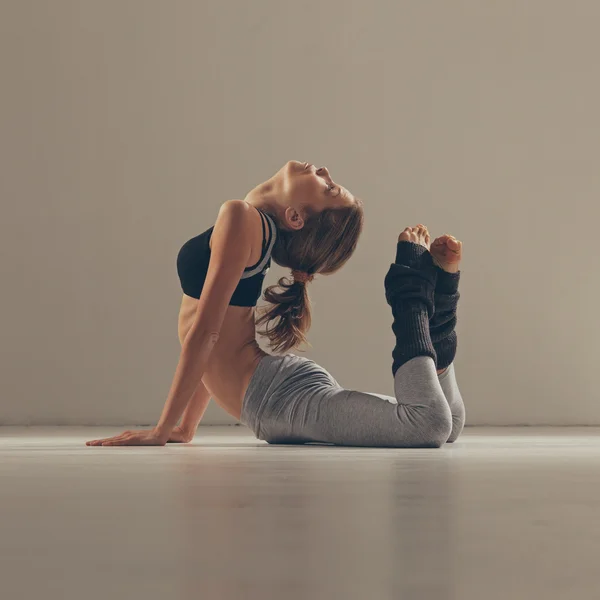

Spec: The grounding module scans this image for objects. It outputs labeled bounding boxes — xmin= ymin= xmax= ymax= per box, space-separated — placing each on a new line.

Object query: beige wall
xmin=2 ymin=0 xmax=599 ymax=426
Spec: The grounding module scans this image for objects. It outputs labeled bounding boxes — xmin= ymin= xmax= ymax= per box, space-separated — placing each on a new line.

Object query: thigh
xmin=363 ymin=392 xmax=397 ymax=404
xmin=290 ymin=385 xmax=448 ymax=448
xmin=261 ymin=385 xmax=400 ymax=447
xmin=259 ymin=357 xmax=451 ymax=448
xmin=296 ymin=387 xmax=410 ymax=447
xmin=300 ymin=357 xmax=451 ymax=447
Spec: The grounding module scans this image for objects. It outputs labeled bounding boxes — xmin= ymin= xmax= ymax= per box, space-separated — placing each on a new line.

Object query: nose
xmin=316 ymin=166 xmax=332 ymax=180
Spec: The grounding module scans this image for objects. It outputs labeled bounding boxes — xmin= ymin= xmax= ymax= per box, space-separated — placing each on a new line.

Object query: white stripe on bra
xmin=239 ymin=211 xmax=277 ymax=279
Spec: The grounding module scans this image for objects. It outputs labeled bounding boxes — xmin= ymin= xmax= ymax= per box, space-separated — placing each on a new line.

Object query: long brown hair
xmin=256 ymin=199 xmax=364 ymax=353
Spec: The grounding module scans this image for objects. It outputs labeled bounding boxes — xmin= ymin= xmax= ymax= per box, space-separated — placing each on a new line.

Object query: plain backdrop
xmin=1 ymin=0 xmax=599 ymax=426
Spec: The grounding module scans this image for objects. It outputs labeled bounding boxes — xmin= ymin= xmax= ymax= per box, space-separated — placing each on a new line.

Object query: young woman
xmin=87 ymin=160 xmax=464 ymax=448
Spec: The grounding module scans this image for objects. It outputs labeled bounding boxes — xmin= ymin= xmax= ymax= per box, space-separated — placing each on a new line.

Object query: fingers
xmin=86 ymin=429 xmax=162 ymax=447
xmin=102 ymin=438 xmax=134 ymax=446
xmin=102 ymin=431 xmax=139 ymax=446
xmin=87 ymin=438 xmax=119 ymax=446
xmin=86 ymin=430 xmax=134 ymax=446
xmin=87 ymin=438 xmax=113 ymax=446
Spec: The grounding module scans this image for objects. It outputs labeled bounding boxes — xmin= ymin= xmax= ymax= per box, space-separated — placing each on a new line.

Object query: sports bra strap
xmin=257 ymin=208 xmax=268 ymax=254
xmin=240 ymin=208 xmax=276 ymax=278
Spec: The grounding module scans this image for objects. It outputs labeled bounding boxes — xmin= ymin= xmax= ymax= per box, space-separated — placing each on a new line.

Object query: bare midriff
xmin=176 ymin=205 xmax=269 ymax=420
xmin=178 ymin=294 xmax=267 ymax=420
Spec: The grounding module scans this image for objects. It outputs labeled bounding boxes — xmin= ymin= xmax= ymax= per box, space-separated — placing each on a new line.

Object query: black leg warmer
xmin=430 ymin=269 xmax=460 ymax=371
xmin=384 ymin=242 xmax=438 ymax=377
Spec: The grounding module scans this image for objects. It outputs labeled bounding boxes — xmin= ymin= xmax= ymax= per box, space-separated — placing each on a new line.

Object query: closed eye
xmin=328 ymin=184 xmax=342 ymax=197
xmin=318 ymin=172 xmax=340 ymax=196
xmin=324 ymin=181 xmax=340 ymax=194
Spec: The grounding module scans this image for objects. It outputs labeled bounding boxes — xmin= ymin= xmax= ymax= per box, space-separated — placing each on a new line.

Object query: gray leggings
xmin=240 ymin=352 xmax=465 ymax=448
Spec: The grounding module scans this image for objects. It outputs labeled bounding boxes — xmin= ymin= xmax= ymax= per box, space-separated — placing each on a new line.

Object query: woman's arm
xmin=169 ymin=380 xmax=212 ymax=442
xmin=168 ymin=326 xmax=213 ymax=442
xmin=86 ymin=200 xmax=254 ymax=447
xmin=153 ymin=200 xmax=255 ymax=442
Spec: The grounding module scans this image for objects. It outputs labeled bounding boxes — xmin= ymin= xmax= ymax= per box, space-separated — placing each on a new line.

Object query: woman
xmin=87 ymin=160 xmax=464 ymax=448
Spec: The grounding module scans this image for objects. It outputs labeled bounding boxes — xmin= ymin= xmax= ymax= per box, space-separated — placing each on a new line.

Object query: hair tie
xmin=291 ymin=270 xmax=314 ymax=284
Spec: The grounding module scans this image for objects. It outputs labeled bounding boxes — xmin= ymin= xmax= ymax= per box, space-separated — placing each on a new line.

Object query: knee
xmin=427 ymin=431 xmax=451 ymax=448
xmin=446 ymin=396 xmax=466 ymax=443
xmin=425 ymin=423 xmax=452 ymax=447
xmin=446 ymin=413 xmax=466 ymax=444
xmin=394 ymin=395 xmax=452 ymax=448
xmin=419 ymin=400 xmax=453 ymax=448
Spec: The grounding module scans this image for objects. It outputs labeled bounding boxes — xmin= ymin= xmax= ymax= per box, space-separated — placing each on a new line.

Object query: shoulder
xmin=211 ymin=200 xmax=256 ymax=247
xmin=217 ymin=199 xmax=253 ymax=221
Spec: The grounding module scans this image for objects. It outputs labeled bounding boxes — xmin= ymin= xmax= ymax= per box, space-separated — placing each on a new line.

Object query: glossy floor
xmin=1 ymin=426 xmax=599 ymax=600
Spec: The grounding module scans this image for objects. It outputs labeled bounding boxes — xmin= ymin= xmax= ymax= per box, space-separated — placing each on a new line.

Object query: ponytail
xmin=255 ymin=274 xmax=313 ymax=354
xmin=256 ymin=199 xmax=364 ymax=354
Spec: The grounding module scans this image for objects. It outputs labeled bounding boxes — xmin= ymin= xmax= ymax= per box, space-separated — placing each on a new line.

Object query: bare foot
xmin=430 ymin=234 xmax=462 ymax=273
xmin=398 ymin=224 xmax=431 ymax=249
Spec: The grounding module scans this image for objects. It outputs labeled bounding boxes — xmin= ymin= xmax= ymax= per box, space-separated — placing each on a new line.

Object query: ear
xmin=284 ymin=206 xmax=305 ymax=231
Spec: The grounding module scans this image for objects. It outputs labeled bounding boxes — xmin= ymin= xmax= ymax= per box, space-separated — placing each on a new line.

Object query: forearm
xmin=155 ymin=334 xmax=218 ymax=443
xmin=178 ymin=380 xmax=211 ymax=438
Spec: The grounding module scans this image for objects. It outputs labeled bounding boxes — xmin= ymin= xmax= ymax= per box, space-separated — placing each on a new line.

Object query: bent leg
xmin=429 ymin=243 xmax=465 ymax=440
xmin=430 ymin=269 xmax=460 ymax=371
xmin=280 ymin=356 xmax=451 ymax=448
xmin=438 ymin=363 xmax=465 ymax=443
xmin=263 ymin=239 xmax=452 ymax=448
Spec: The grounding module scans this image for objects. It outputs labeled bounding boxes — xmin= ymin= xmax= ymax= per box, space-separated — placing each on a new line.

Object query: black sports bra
xmin=176 ymin=206 xmax=277 ymax=307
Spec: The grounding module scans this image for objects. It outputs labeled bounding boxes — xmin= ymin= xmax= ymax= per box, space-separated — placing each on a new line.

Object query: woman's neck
xmin=244 ymin=178 xmax=285 ymax=225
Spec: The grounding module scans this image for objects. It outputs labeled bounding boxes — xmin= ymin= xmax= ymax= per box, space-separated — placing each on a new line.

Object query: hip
xmin=240 ymin=352 xmax=341 ymax=440
xmin=203 ymin=342 xmax=267 ymax=420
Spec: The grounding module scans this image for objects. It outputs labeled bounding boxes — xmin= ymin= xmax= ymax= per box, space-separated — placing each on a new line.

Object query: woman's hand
xmin=167 ymin=426 xmax=194 ymax=444
xmin=86 ymin=429 xmax=167 ymax=447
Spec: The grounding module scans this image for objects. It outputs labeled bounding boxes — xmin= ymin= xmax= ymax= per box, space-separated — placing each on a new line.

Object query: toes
xmin=447 ymin=238 xmax=462 ymax=252
xmin=398 ymin=227 xmax=413 ymax=242
xmin=400 ymin=225 xmax=433 ymax=245
xmin=433 ymin=234 xmax=457 ymax=245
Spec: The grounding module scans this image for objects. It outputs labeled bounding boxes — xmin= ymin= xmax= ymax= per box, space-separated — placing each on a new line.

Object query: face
xmin=277 ymin=160 xmax=355 ymax=230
